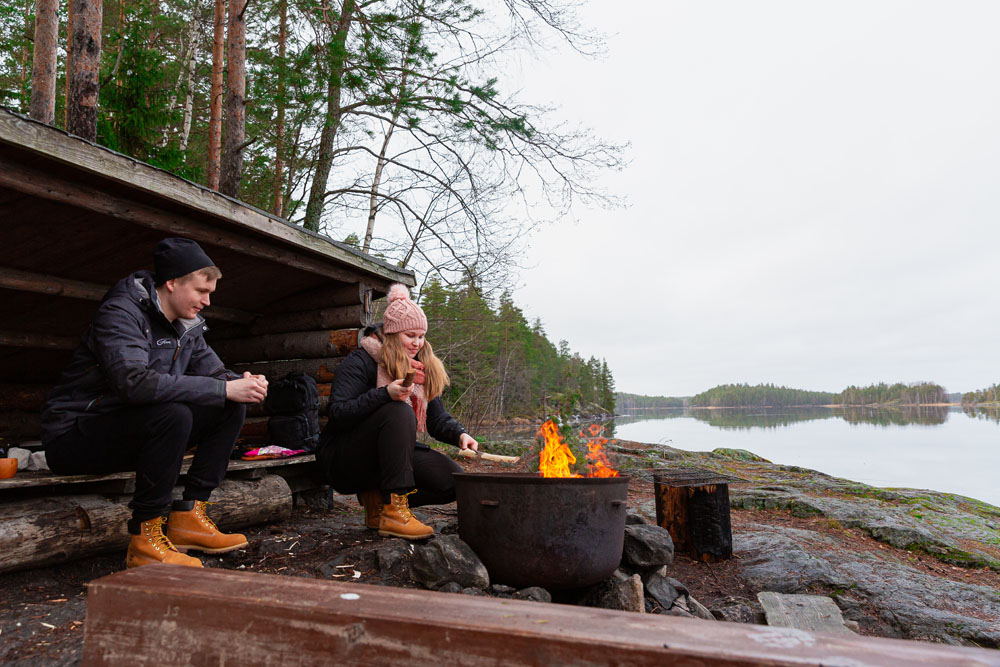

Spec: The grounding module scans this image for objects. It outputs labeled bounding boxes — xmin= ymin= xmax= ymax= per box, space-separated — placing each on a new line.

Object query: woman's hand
xmin=458 ymin=433 xmax=479 ymax=452
xmin=386 ymin=378 xmax=412 ymax=402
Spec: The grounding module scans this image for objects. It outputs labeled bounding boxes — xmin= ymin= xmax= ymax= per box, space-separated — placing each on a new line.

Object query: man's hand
xmin=458 ymin=433 xmax=479 ymax=452
xmin=226 ymin=371 xmax=268 ymax=403
xmin=386 ymin=378 xmax=412 ymax=402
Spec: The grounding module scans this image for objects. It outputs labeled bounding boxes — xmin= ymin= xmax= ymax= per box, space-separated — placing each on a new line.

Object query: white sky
xmin=510 ymin=0 xmax=1000 ymax=397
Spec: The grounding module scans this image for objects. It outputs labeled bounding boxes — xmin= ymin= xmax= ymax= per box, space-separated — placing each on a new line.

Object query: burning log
xmin=653 ymin=469 xmax=738 ymax=563
xmin=213 ymin=329 xmax=360 ymax=364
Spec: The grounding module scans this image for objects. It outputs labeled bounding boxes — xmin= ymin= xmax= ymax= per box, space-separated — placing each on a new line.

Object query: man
xmin=41 ymin=238 xmax=268 ymax=569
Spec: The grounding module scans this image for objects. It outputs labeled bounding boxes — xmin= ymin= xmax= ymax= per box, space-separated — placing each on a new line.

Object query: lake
xmin=609 ymin=406 xmax=1000 ymax=507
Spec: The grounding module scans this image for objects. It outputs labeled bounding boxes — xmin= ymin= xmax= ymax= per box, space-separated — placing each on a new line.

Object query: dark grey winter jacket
xmin=41 ymin=271 xmax=232 ymax=443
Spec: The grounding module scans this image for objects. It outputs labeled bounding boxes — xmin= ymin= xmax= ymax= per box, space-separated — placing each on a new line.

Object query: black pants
xmin=46 ymin=401 xmax=245 ymax=523
xmin=320 ymin=401 xmax=462 ymax=507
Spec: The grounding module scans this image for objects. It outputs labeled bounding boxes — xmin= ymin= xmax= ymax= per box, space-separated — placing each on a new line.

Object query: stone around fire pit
xmin=411 ymin=535 xmax=489 ymax=590
xmin=577 ymin=571 xmax=645 ymax=613
xmin=622 ymin=524 xmax=674 ymax=570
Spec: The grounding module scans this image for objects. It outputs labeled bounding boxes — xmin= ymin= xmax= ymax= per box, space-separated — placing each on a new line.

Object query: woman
xmin=317 ymin=284 xmax=479 ymax=539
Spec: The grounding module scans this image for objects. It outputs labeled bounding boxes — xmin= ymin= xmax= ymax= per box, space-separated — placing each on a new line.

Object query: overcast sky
xmin=508 ymin=0 xmax=1000 ymax=397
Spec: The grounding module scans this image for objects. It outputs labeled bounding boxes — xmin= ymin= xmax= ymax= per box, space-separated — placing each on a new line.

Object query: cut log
xmin=213 ymin=328 xmax=360 ymax=364
xmin=0 ymin=267 xmax=253 ymax=324
xmin=758 ymin=592 xmax=855 ymax=635
xmin=250 ymin=305 xmax=364 ymax=335
xmin=232 ymin=357 xmax=343 ymax=384
xmin=654 ymin=470 xmax=735 ymax=562
xmin=0 ymin=384 xmax=51 ymax=411
xmin=0 ymin=475 xmax=292 ymax=574
xmin=268 ymin=283 xmax=370 ymax=313
xmin=81 ymin=568 xmax=998 ymax=667
xmin=0 ymin=411 xmax=42 ymax=440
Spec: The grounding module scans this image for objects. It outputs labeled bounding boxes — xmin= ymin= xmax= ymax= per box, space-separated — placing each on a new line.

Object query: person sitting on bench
xmin=41 ymin=238 xmax=268 ymax=569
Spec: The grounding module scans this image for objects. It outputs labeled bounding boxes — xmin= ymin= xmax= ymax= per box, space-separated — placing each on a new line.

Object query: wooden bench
xmin=80 ymin=566 xmax=998 ymax=666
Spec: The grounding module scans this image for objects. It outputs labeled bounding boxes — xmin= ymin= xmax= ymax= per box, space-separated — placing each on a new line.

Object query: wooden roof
xmin=0 ymin=107 xmax=413 ymax=384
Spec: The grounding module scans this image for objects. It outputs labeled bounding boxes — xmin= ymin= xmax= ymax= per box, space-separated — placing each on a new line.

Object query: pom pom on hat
xmin=383 ymin=283 xmax=428 ymax=334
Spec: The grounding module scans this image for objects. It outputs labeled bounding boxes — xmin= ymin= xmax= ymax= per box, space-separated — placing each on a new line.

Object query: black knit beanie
xmin=153 ymin=238 xmax=215 ymax=285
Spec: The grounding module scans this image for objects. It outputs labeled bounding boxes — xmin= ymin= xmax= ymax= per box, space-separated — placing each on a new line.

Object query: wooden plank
xmin=758 ymin=592 xmax=854 ymax=636
xmin=81 ymin=567 xmax=999 ymax=667
xmin=0 ymin=266 xmax=254 ymax=324
xmin=212 ymin=328 xmax=360 ymax=364
xmin=0 ymin=454 xmax=316 ymax=491
xmin=0 ymin=109 xmax=413 ymax=288
xmin=231 ymin=357 xmax=343 ymax=383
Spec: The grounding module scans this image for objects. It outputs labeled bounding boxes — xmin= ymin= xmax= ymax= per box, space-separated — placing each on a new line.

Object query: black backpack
xmin=264 ymin=373 xmax=320 ymax=452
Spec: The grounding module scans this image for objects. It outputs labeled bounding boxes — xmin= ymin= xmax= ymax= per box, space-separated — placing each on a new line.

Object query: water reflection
xmin=613 ymin=405 xmax=955 ymax=431
xmin=963 ymin=405 xmax=1000 ymax=424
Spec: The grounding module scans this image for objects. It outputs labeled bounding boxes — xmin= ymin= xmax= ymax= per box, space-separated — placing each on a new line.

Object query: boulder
xmin=622 ymin=524 xmax=674 ymax=570
xmin=579 ymin=573 xmax=644 ymax=613
xmin=644 ymin=572 xmax=681 ymax=610
xmin=411 ymin=535 xmax=489 ymax=590
xmin=709 ymin=596 xmax=757 ymax=624
xmin=375 ymin=541 xmax=413 ymax=577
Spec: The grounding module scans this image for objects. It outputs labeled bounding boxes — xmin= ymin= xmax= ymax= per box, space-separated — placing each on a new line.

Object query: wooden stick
xmin=457 ymin=449 xmax=519 ymax=464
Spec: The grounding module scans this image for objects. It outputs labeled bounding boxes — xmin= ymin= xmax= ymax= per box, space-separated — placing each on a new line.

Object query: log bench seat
xmin=79 ymin=565 xmax=999 ymax=666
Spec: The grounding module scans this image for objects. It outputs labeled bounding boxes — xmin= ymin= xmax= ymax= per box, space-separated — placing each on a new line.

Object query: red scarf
xmin=361 ymin=336 xmax=427 ymax=432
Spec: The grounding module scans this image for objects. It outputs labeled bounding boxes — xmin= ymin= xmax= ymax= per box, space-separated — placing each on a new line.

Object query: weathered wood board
xmin=758 ymin=592 xmax=855 ymax=635
xmin=81 ymin=567 xmax=1000 ymax=666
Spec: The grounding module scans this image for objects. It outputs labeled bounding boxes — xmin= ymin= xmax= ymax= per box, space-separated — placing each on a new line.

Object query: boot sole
xmin=377 ymin=529 xmax=433 ymax=540
xmin=172 ymin=541 xmax=248 ymax=554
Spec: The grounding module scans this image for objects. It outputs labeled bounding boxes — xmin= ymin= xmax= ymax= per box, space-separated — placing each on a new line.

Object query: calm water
xmin=610 ymin=407 xmax=1000 ymax=507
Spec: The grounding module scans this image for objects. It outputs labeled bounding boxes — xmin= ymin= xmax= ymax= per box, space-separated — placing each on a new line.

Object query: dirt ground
xmin=4 ymin=467 xmax=1000 ymax=665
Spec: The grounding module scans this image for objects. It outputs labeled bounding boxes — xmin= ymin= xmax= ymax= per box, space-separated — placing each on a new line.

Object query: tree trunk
xmin=272 ymin=0 xmax=288 ymax=217
xmin=66 ymin=0 xmax=102 ymax=141
xmin=64 ymin=0 xmax=74 ymax=127
xmin=161 ymin=10 xmax=199 ymax=148
xmin=19 ymin=0 xmax=32 ymax=113
xmin=303 ymin=0 xmax=356 ymax=232
xmin=219 ymin=0 xmax=247 ymax=197
xmin=28 ymin=0 xmax=59 ymax=124
xmin=179 ymin=20 xmax=199 ymax=152
xmin=207 ymin=0 xmax=226 ymax=190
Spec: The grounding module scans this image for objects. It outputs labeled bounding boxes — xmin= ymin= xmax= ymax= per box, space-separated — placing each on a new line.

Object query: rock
xmin=625 ymin=512 xmax=648 ymax=525
xmin=643 ymin=572 xmax=681 ymax=610
xmin=411 ymin=535 xmax=489 ymax=590
xmin=622 ymin=524 xmax=674 ymax=569
xmin=461 ymin=587 xmax=486 ymax=596
xmin=709 ymin=597 xmax=756 ymax=624
xmin=686 ymin=595 xmax=715 ymax=621
xmin=376 ymin=541 xmax=413 ymax=576
xmin=579 ymin=573 xmax=644 ymax=613
xmin=866 ymin=521 xmax=941 ymax=550
xmin=711 ymin=448 xmax=770 ymax=463
xmin=513 ymin=587 xmax=552 ymax=603
xmin=665 ymin=576 xmax=688 ymax=596
xmin=437 ymin=582 xmax=463 ymax=594
xmin=490 ymin=584 xmax=516 ymax=595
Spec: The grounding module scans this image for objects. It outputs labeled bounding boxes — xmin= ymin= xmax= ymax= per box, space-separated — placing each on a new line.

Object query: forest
xmin=832 ymin=382 xmax=948 ymax=406
xmin=962 ymin=384 xmax=1000 ymax=405
xmin=688 ymin=383 xmax=835 ymax=408
xmin=615 ymin=392 xmax=685 ymax=411
xmin=417 ymin=279 xmax=615 ymax=428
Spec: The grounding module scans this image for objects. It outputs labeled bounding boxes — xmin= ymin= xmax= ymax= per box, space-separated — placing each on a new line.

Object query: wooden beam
xmin=0 ymin=267 xmax=254 ymax=324
xmin=80 ymin=567 xmax=999 ymax=666
xmin=0 ymin=109 xmax=414 ymax=288
xmin=249 ymin=305 xmax=364 ymax=335
xmin=231 ymin=357 xmax=343 ymax=383
xmin=0 ymin=331 xmax=77 ymax=350
xmin=212 ymin=328 xmax=360 ymax=364
xmin=265 ymin=283 xmax=370 ymax=313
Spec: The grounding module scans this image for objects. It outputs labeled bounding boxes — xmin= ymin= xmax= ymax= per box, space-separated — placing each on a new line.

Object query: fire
xmin=537 ymin=419 xmax=619 ymax=478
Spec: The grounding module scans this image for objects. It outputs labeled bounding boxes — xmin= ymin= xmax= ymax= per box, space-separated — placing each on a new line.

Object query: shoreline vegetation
xmin=619 ymin=381 xmax=1000 ymax=410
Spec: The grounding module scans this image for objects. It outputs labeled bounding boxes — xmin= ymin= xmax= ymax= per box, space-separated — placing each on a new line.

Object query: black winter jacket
xmin=41 ymin=271 xmax=232 ymax=443
xmin=320 ymin=346 xmax=466 ymax=449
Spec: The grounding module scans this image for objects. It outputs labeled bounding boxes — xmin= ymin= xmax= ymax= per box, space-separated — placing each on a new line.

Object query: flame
xmin=538 ymin=420 xmax=582 ymax=478
xmin=537 ymin=419 xmax=619 ymax=478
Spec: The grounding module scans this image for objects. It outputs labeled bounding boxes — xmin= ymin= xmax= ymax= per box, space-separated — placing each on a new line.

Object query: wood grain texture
xmin=81 ymin=567 xmax=999 ymax=666
xmin=758 ymin=592 xmax=855 ymax=636
xmin=212 ymin=328 xmax=360 ymax=363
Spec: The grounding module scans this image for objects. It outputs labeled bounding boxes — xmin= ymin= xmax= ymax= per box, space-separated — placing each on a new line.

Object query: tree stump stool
xmin=653 ymin=468 xmax=741 ymax=562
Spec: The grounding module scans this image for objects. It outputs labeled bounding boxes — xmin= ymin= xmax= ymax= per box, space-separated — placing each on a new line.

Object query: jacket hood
xmin=107 ymin=270 xmax=205 ymax=333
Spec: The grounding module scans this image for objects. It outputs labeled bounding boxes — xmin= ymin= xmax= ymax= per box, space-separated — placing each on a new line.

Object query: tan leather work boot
xmin=357 ymin=489 xmax=382 ymax=529
xmin=378 ymin=491 xmax=434 ymax=540
xmin=126 ymin=517 xmax=203 ymax=569
xmin=166 ymin=500 xmax=248 ymax=554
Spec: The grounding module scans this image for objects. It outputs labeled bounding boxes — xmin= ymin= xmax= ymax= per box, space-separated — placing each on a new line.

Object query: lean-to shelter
xmin=0 ymin=107 xmax=414 ymax=443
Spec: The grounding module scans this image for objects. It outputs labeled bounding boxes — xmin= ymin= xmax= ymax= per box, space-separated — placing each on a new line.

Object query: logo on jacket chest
xmin=155 ymin=338 xmax=176 ymax=348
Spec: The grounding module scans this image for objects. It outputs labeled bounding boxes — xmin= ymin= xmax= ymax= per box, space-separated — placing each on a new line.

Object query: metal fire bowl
xmin=454 ymin=472 xmax=629 ymax=590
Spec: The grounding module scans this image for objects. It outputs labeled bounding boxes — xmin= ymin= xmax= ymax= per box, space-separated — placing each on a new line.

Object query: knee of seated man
xmin=147 ymin=402 xmax=195 ymax=434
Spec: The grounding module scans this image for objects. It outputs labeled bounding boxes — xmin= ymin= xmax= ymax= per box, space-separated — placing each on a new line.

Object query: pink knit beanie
xmin=382 ymin=284 xmax=428 ymax=334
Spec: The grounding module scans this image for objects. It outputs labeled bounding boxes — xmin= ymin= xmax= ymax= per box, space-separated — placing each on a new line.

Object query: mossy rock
xmin=711 ymin=448 xmax=770 ymax=463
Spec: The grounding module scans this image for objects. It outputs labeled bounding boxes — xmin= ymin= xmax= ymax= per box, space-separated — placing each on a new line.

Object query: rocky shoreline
xmin=2 ymin=438 xmax=998 ymax=663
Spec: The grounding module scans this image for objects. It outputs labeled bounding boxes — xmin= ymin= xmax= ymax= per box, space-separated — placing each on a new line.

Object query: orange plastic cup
xmin=0 ymin=458 xmax=17 ymax=479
